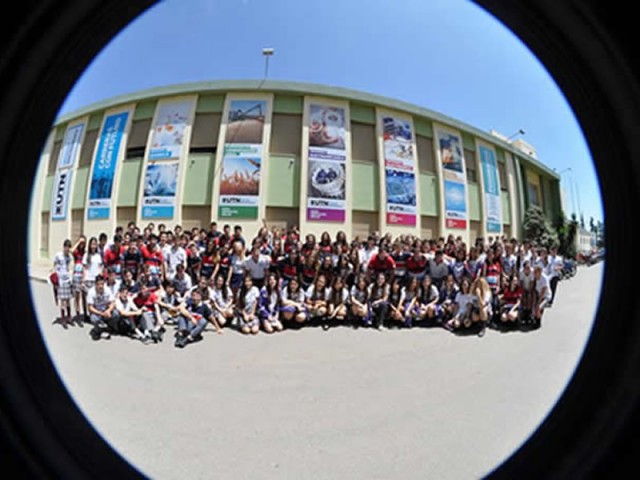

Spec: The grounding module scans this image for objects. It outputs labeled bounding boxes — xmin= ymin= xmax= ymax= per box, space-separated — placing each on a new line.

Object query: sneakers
xmin=175 ymin=336 xmax=189 ymax=348
xmin=90 ymin=327 xmax=101 ymax=341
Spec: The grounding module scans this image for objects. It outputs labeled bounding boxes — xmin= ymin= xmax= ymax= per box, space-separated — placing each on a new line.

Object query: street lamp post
xmin=506 ymin=128 xmax=526 ymax=142
xmin=258 ymin=47 xmax=274 ymax=89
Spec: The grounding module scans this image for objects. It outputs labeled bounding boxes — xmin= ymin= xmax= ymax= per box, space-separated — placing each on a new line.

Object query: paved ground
xmin=29 ymin=264 xmax=603 ymax=480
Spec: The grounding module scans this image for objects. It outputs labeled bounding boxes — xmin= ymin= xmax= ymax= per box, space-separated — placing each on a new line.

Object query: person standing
xmin=547 ymin=246 xmax=563 ymax=306
xmin=83 ymin=237 xmax=104 ymax=297
xmin=427 ymin=250 xmax=450 ymax=290
xmin=367 ymin=245 xmax=396 ymax=281
xmin=141 ymin=234 xmax=165 ymax=282
xmin=243 ymin=246 xmax=270 ymax=289
xmin=70 ymin=235 xmax=87 ymax=323
xmin=165 ymin=235 xmax=187 ymax=281
xmin=53 ymin=239 xmax=74 ymax=327
xmin=103 ymin=234 xmax=125 ymax=280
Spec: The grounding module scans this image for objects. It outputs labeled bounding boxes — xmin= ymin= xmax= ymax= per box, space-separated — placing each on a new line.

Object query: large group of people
xmin=50 ymin=220 xmax=568 ymax=348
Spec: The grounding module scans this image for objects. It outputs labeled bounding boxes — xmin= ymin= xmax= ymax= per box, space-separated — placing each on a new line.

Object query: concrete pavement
xmin=29 ymin=264 xmax=603 ymax=480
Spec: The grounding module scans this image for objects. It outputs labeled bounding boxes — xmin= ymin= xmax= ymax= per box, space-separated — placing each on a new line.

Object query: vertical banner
xmin=142 ymin=162 xmax=179 ymax=218
xmin=51 ymin=122 xmax=85 ymax=220
xmin=306 ymin=103 xmax=347 ymax=222
xmin=382 ymin=115 xmax=417 ymax=226
xmin=218 ymin=99 xmax=267 ymax=219
xmin=436 ymin=127 xmax=468 ymax=230
xmin=149 ymin=99 xmax=191 ymax=160
xmin=479 ymin=144 xmax=502 ymax=234
xmin=87 ymin=111 xmax=129 ymax=220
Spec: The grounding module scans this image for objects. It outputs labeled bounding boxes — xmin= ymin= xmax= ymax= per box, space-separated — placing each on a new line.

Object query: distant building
xmin=576 ymin=228 xmax=597 ymax=253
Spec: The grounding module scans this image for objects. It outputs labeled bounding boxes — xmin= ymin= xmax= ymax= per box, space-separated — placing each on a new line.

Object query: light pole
xmin=506 ymin=128 xmax=526 ymax=142
xmin=258 ymin=47 xmax=274 ymax=89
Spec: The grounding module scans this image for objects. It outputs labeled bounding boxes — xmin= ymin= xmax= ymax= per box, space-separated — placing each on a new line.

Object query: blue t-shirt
xmin=186 ymin=298 xmax=212 ymax=321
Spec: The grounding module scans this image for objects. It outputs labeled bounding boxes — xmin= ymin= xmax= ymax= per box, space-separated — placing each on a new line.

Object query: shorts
xmin=57 ymin=280 xmax=72 ymax=300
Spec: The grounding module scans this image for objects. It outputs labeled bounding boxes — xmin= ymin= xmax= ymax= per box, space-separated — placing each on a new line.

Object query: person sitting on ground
xmin=132 ymin=281 xmax=165 ymax=343
xmin=326 ymin=275 xmax=349 ymax=329
xmin=210 ymin=274 xmax=234 ymax=330
xmin=305 ymin=274 xmax=330 ymax=324
xmin=349 ymin=274 xmax=370 ymax=327
xmin=415 ymin=275 xmax=439 ymax=325
xmin=445 ymin=277 xmax=474 ymax=331
xmin=388 ymin=278 xmax=405 ymax=328
xmin=437 ymin=274 xmax=459 ymax=324
xmin=157 ymin=280 xmax=184 ymax=326
xmin=86 ymin=275 xmax=116 ymax=341
xmin=471 ymin=277 xmax=492 ymax=337
xmin=175 ymin=289 xmax=218 ymax=349
xmin=368 ymin=272 xmax=390 ymax=329
xmin=533 ymin=265 xmax=552 ymax=329
xmin=258 ymin=272 xmax=284 ymax=334
xmin=401 ymin=276 xmax=420 ymax=328
xmin=499 ymin=275 xmax=523 ymax=328
xmin=236 ymin=276 xmax=261 ymax=335
xmin=280 ymin=276 xmax=307 ymax=326
xmin=114 ymin=284 xmax=147 ymax=341
xmin=518 ymin=261 xmax=536 ymax=325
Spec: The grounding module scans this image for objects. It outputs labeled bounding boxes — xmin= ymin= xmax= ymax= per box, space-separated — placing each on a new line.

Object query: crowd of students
xmin=50 ymin=220 xmax=568 ymax=348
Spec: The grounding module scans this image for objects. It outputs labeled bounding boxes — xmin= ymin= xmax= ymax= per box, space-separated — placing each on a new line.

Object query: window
xmin=351 ymin=122 xmax=377 ymax=163
xmin=528 ymin=182 xmax=541 ymax=207
xmin=191 ymin=113 xmax=221 ymax=149
xmin=270 ymin=114 xmax=302 ymax=155
xmin=498 ymin=161 xmax=508 ymax=190
xmin=47 ymin=140 xmax=63 ymax=175
xmin=416 ymin=135 xmax=436 ymax=173
xmin=464 ymin=148 xmax=477 ymax=183
xmin=78 ymin=129 xmax=99 ymax=167
xmin=125 ymin=118 xmax=151 ymax=158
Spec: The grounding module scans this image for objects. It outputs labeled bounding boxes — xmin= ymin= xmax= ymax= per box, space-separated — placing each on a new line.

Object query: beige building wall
xmin=299 ymin=96 xmax=352 ymax=238
xmin=49 ymin=117 xmax=88 ymax=256
xmin=83 ymin=104 xmax=134 ymax=241
xmin=375 ymin=107 xmax=421 ymax=237
xmin=29 ymin=132 xmax=53 ymax=263
xmin=211 ymin=92 xmax=274 ymax=238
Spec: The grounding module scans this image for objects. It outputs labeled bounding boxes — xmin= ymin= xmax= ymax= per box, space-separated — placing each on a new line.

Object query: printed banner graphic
xmin=307 ymin=103 xmax=347 ymax=222
xmin=142 ymin=162 xmax=179 ymax=219
xmin=57 ymin=123 xmax=85 ymax=170
xmin=149 ymin=99 xmax=192 ymax=160
xmin=479 ymin=145 xmax=502 ymax=233
xmin=444 ymin=180 xmax=468 ymax=229
xmin=219 ymin=99 xmax=267 ymax=219
xmin=437 ymin=129 xmax=466 ymax=183
xmin=51 ymin=170 xmax=73 ymax=221
xmin=383 ymin=116 xmax=416 ymax=226
xmin=87 ymin=111 xmax=129 ymax=220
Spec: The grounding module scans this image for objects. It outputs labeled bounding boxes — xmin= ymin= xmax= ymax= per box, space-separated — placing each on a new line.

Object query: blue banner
xmin=87 ymin=111 xmax=129 ymax=220
xmin=479 ymin=145 xmax=502 ymax=234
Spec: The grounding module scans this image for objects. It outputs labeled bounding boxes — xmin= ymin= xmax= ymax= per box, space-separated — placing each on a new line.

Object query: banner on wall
xmin=382 ymin=116 xmax=417 ymax=226
xmin=479 ymin=145 xmax=502 ymax=233
xmin=87 ymin=111 xmax=129 ymax=220
xmin=149 ymin=99 xmax=192 ymax=160
xmin=218 ymin=99 xmax=267 ymax=219
xmin=307 ymin=103 xmax=347 ymax=222
xmin=141 ymin=162 xmax=179 ymax=219
xmin=436 ymin=128 xmax=468 ymax=230
xmin=51 ymin=169 xmax=73 ymax=221
xmin=57 ymin=123 xmax=85 ymax=170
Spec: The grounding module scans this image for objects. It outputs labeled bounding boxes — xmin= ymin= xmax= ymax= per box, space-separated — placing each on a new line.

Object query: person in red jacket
xmin=103 ymin=234 xmax=125 ymax=279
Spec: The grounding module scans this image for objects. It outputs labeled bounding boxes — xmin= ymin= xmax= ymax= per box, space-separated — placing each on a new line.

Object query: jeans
xmin=90 ymin=311 xmax=119 ymax=332
xmin=550 ymin=276 xmax=559 ymax=303
xmin=178 ymin=315 xmax=208 ymax=338
xmin=370 ymin=301 xmax=389 ymax=327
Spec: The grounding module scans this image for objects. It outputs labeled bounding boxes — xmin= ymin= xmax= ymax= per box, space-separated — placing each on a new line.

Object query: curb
xmin=29 ymin=275 xmax=49 ymax=284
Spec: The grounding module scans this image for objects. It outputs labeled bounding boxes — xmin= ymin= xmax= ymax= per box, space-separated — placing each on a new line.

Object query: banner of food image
xmin=51 ymin=169 xmax=73 ymax=221
xmin=385 ymin=168 xmax=417 ymax=226
xmin=141 ymin=162 xmax=179 ymax=219
xmin=87 ymin=111 xmax=129 ymax=220
xmin=479 ymin=144 xmax=502 ymax=234
xmin=436 ymin=128 xmax=466 ymax=183
xmin=307 ymin=103 xmax=347 ymax=222
xmin=382 ymin=115 xmax=417 ymax=226
xmin=218 ymin=99 xmax=267 ymax=219
xmin=149 ymin=99 xmax=193 ymax=160
xmin=444 ymin=179 xmax=468 ymax=229
xmin=56 ymin=123 xmax=85 ymax=170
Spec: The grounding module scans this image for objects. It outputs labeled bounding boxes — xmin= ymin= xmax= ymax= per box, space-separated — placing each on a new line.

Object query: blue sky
xmin=59 ymin=0 xmax=602 ymax=223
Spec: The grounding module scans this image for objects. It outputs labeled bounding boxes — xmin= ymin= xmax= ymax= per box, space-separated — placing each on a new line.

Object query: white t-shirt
xmin=165 ymin=246 xmax=186 ymax=277
xmin=305 ymin=285 xmax=331 ymax=302
xmin=358 ymin=246 xmax=378 ymax=270
xmin=83 ymin=252 xmax=103 ymax=281
xmin=519 ymin=270 xmax=535 ymax=291
xmin=104 ymin=279 xmax=121 ymax=298
xmin=86 ymin=287 xmax=114 ymax=311
xmin=502 ymin=254 xmax=517 ymax=277
xmin=244 ymin=255 xmax=270 ymax=279
xmin=115 ymin=295 xmax=138 ymax=314
xmin=53 ymin=251 xmax=73 ymax=284
xmin=455 ymin=291 xmax=474 ymax=315
xmin=281 ymin=287 xmax=305 ymax=304
xmin=242 ymin=286 xmax=260 ymax=313
xmin=212 ymin=286 xmax=233 ymax=309
xmin=535 ymin=273 xmax=552 ymax=300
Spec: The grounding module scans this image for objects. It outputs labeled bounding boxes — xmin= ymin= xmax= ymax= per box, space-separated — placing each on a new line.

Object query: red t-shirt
xmin=141 ymin=245 xmax=164 ymax=269
xmin=368 ymin=254 xmax=396 ymax=273
xmin=103 ymin=246 xmax=124 ymax=274
xmin=134 ymin=292 xmax=158 ymax=312
xmin=406 ymin=255 xmax=427 ymax=274
xmin=502 ymin=287 xmax=522 ymax=305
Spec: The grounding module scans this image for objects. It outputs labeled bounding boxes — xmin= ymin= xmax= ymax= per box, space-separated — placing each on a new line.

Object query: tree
xmin=590 ymin=216 xmax=596 ymax=233
xmin=553 ymin=212 xmax=577 ymax=259
xmin=522 ymin=205 xmax=559 ymax=249
xmin=580 ymin=214 xmax=585 ymax=230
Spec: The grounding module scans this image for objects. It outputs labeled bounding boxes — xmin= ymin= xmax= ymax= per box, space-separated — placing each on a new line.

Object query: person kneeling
xmin=175 ymin=289 xmax=221 ymax=348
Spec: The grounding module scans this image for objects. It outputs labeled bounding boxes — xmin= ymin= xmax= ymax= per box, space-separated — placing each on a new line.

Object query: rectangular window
xmin=351 ymin=122 xmax=377 ymax=163
xmin=416 ymin=135 xmax=435 ymax=173
xmin=464 ymin=148 xmax=477 ymax=183
xmin=78 ymin=129 xmax=99 ymax=167
xmin=191 ymin=113 xmax=221 ymax=148
xmin=125 ymin=118 xmax=151 ymax=158
xmin=47 ymin=140 xmax=63 ymax=175
xmin=498 ymin=161 xmax=508 ymax=190
xmin=270 ymin=114 xmax=302 ymax=155
xmin=528 ymin=182 xmax=541 ymax=207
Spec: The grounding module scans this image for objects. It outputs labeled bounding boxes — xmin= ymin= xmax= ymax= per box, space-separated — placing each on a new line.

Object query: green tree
xmin=554 ymin=213 xmax=578 ymax=258
xmin=523 ymin=205 xmax=559 ymax=249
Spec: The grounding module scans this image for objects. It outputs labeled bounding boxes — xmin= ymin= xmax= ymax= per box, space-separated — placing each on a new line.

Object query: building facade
xmin=30 ymin=80 xmax=562 ymax=260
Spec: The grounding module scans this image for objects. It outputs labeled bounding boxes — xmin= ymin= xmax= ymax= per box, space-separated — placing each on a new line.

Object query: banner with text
xmin=87 ymin=111 xmax=129 ymax=220
xmin=149 ymin=99 xmax=192 ymax=160
xmin=51 ymin=169 xmax=73 ymax=221
xmin=436 ymin=128 xmax=468 ymax=230
xmin=479 ymin=145 xmax=502 ymax=234
xmin=307 ymin=103 xmax=347 ymax=222
xmin=382 ymin=115 xmax=417 ymax=226
xmin=51 ymin=122 xmax=85 ymax=221
xmin=218 ymin=99 xmax=267 ymax=219
xmin=142 ymin=162 xmax=179 ymax=219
